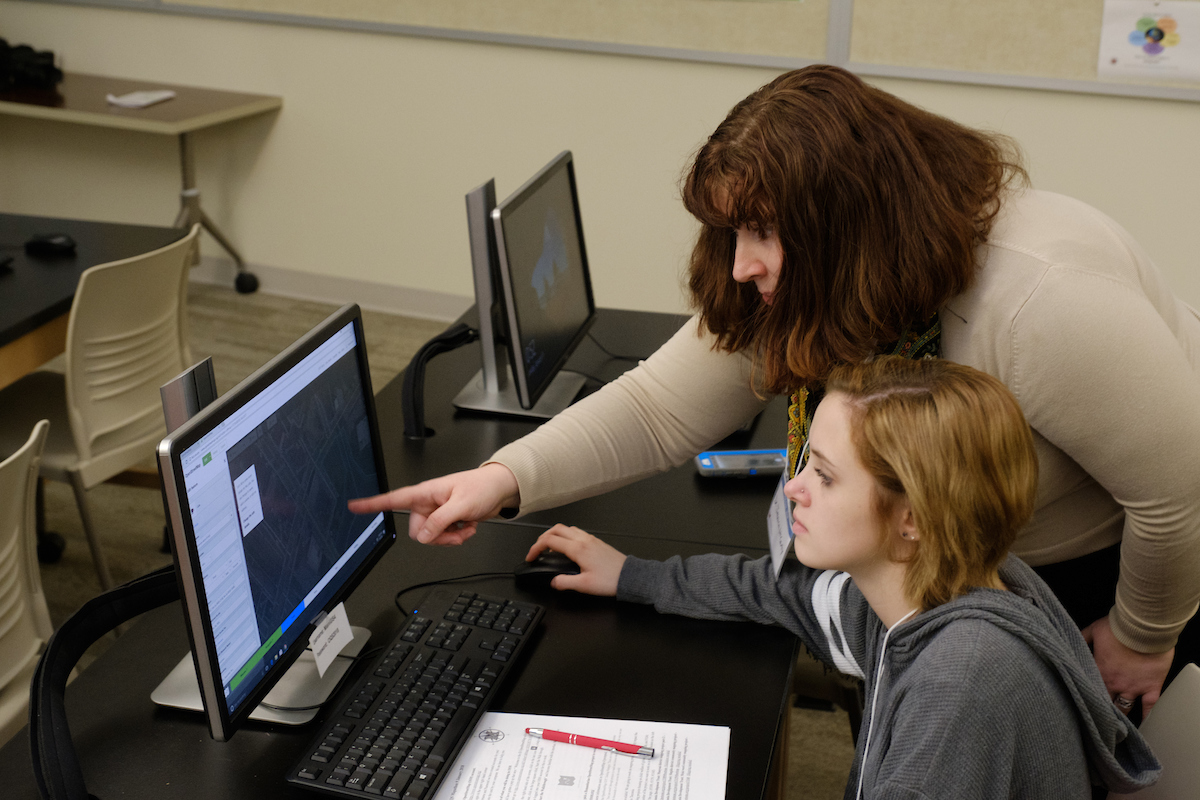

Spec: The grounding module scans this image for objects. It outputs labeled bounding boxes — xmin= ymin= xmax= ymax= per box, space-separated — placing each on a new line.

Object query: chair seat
xmin=0 ymin=371 xmax=76 ymax=480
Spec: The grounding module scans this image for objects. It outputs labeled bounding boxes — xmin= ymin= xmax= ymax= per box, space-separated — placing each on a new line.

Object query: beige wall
xmin=2 ymin=0 xmax=1198 ymax=318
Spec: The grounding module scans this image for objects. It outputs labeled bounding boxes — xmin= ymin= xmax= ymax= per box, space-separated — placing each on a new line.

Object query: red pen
xmin=525 ymin=727 xmax=655 ymax=758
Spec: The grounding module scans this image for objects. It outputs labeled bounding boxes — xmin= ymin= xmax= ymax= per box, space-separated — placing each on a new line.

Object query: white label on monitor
xmin=310 ymin=602 xmax=353 ymax=678
xmin=233 ymin=464 xmax=265 ymax=537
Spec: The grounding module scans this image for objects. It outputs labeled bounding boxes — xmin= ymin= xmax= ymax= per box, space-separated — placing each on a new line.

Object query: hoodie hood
xmin=883 ymin=555 xmax=1160 ymax=793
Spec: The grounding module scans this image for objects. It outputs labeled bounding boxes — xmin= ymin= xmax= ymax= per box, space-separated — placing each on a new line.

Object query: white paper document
xmin=431 ymin=712 xmax=730 ymax=800
xmin=105 ymin=89 xmax=177 ymax=108
xmin=1098 ymin=0 xmax=1200 ymax=83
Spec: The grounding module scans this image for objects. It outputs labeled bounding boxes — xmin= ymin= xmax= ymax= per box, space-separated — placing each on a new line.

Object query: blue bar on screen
xmin=281 ymin=601 xmax=305 ymax=633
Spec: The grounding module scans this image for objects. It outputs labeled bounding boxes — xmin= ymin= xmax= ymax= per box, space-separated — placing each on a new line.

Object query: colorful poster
xmin=1099 ymin=0 xmax=1200 ymax=82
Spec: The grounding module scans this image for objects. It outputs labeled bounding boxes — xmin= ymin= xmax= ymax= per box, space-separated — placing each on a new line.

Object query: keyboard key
xmin=297 ymin=766 xmax=321 ymax=781
xmin=345 ymin=769 xmax=373 ymax=790
xmin=405 ymin=775 xmax=432 ymax=799
xmin=385 ymin=767 xmax=415 ymax=798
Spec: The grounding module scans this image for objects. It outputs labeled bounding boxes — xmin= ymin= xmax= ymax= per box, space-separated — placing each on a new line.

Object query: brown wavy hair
xmin=825 ymin=357 xmax=1038 ymax=611
xmin=683 ymin=66 xmax=1026 ymax=394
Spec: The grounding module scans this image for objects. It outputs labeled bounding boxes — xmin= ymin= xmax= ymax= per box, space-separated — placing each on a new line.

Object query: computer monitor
xmin=452 ymin=151 xmax=596 ymax=419
xmin=156 ymin=304 xmax=396 ymax=741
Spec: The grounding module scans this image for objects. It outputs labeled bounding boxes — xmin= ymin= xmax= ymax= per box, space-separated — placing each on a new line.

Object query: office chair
xmin=0 ymin=420 xmax=54 ymax=748
xmin=0 ymin=224 xmax=200 ymax=592
xmin=30 ymin=565 xmax=178 ymax=800
xmin=1107 ymin=662 xmax=1200 ymax=799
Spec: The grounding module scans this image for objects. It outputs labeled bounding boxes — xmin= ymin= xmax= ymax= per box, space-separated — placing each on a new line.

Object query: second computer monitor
xmin=492 ymin=150 xmax=595 ymax=412
xmin=454 ymin=151 xmax=596 ymax=419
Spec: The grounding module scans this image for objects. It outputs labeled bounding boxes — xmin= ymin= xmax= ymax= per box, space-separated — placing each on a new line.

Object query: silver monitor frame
xmin=452 ymin=152 xmax=594 ymax=419
xmin=156 ymin=304 xmax=394 ymax=741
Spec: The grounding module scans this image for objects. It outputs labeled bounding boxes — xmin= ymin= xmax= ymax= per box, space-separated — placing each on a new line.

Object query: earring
xmin=900 ymin=531 xmax=909 ymax=539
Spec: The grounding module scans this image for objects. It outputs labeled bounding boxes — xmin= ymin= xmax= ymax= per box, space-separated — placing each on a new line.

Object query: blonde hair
xmin=824 ymin=357 xmax=1038 ymax=610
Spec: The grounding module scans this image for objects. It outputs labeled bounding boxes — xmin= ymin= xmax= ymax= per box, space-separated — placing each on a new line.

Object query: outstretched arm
xmin=354 ymin=316 xmax=765 ymax=546
xmin=348 ymin=463 xmax=520 ymax=545
xmin=529 ymin=526 xmax=874 ymax=678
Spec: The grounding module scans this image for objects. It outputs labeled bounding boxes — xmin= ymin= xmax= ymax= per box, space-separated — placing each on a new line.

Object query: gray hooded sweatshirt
xmin=617 ymin=553 xmax=1160 ymax=799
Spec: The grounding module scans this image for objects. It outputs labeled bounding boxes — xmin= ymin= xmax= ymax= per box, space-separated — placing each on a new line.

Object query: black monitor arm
xmin=401 ymin=323 xmax=480 ymax=439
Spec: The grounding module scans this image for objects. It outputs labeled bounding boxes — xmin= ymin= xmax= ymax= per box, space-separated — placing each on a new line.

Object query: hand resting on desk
xmin=348 ymin=463 xmax=520 ymax=545
xmin=527 ymin=524 xmax=627 ymax=596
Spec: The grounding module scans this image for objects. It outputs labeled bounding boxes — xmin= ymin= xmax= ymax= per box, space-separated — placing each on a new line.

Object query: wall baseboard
xmin=190 ymin=256 xmax=472 ymax=323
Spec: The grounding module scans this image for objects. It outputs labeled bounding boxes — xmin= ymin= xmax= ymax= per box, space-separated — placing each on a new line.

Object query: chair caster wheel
xmin=235 ymin=271 xmax=259 ymax=294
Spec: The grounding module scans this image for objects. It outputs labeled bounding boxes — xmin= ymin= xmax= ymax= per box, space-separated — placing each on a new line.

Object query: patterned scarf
xmin=785 ymin=314 xmax=942 ymax=479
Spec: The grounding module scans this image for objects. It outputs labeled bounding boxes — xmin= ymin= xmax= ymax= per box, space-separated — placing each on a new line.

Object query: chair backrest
xmin=63 ymin=224 xmax=200 ymax=488
xmin=0 ymin=420 xmax=53 ymax=695
xmin=30 ymin=566 xmax=179 ymax=800
xmin=1109 ymin=663 xmax=1200 ymax=799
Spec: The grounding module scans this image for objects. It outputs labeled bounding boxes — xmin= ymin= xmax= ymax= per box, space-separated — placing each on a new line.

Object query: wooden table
xmin=0 ymin=72 xmax=282 ymax=292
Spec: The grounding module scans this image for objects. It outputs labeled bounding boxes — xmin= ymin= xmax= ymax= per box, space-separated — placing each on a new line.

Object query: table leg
xmin=176 ymin=131 xmax=259 ymax=293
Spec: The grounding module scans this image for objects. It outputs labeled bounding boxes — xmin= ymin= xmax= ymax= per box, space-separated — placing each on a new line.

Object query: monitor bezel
xmin=156 ymin=303 xmax=396 ymax=741
xmin=491 ymin=150 xmax=597 ymax=410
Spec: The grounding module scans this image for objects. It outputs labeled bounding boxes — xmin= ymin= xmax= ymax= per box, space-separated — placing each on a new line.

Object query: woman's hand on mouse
xmin=348 ymin=463 xmax=520 ymax=545
xmin=527 ymin=524 xmax=627 ymax=596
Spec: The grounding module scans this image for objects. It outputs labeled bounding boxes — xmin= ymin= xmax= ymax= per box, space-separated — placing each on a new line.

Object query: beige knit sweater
xmin=490 ymin=189 xmax=1200 ymax=654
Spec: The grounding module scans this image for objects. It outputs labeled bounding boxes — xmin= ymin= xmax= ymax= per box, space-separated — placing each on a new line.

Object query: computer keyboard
xmin=288 ymin=589 xmax=544 ymax=799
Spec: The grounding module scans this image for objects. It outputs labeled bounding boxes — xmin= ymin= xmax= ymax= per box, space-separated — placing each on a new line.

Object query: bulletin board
xmin=33 ymin=0 xmax=1200 ymax=101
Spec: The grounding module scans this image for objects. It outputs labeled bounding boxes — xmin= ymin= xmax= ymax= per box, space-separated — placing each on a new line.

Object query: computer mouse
xmin=513 ymin=550 xmax=581 ymax=589
xmin=25 ymin=233 xmax=77 ymax=258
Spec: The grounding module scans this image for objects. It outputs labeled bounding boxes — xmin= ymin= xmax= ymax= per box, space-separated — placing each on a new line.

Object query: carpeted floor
xmin=32 ymin=281 xmax=855 ymax=798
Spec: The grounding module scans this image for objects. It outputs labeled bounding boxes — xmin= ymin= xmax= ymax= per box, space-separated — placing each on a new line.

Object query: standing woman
xmin=352 ymin=66 xmax=1200 ymax=714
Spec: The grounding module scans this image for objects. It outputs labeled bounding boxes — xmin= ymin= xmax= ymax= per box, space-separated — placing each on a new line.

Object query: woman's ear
xmin=896 ymin=502 xmax=919 ymax=542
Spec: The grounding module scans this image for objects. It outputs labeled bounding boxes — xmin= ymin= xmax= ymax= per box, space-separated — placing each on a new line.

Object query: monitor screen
xmin=492 ymin=151 xmax=595 ymax=410
xmin=157 ymin=304 xmax=395 ymax=740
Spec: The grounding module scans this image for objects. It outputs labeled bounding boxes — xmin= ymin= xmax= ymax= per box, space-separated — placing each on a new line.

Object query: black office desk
xmin=0 ymin=213 xmax=186 ymax=390
xmin=376 ymin=306 xmax=792 ymax=552
xmin=0 ymin=523 xmax=795 ymax=800
xmin=0 ymin=304 xmax=799 ymax=799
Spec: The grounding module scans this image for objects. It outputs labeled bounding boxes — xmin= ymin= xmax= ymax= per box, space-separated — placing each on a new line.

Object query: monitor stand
xmin=453 ymin=364 xmax=587 ymax=420
xmin=150 ymin=625 xmax=371 ymax=726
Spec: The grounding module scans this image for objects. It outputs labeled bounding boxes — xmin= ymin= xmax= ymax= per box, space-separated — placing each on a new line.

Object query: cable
xmin=393 ymin=572 xmax=513 ymax=615
xmin=587 ymin=330 xmax=645 ymax=363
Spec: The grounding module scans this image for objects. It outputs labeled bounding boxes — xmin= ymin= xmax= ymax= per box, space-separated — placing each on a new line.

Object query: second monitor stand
xmin=453 ymin=364 xmax=586 ymax=421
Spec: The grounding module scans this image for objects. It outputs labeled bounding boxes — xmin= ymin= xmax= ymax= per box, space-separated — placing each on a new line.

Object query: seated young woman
xmin=525 ymin=356 xmax=1159 ymax=799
